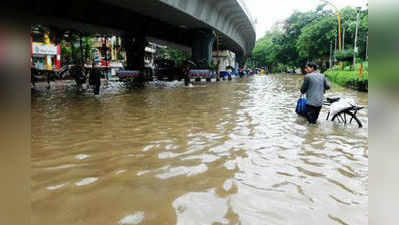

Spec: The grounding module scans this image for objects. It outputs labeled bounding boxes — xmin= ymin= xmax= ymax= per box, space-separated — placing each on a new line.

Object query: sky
xmin=244 ymin=0 xmax=368 ymax=39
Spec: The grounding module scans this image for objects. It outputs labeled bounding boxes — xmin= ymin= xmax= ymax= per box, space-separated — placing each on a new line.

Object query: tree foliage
xmin=248 ymin=5 xmax=368 ymax=73
xmin=61 ymin=34 xmax=94 ymax=65
xmin=250 ymin=32 xmax=275 ymax=67
xmin=296 ymin=15 xmax=336 ymax=59
xmin=334 ymin=49 xmax=354 ymax=62
xmin=159 ymin=47 xmax=190 ymax=67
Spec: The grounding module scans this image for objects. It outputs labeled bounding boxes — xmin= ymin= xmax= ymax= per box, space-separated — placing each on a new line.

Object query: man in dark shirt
xmin=300 ymin=62 xmax=331 ymax=124
xmin=89 ymin=62 xmax=101 ymax=95
xmin=182 ymin=60 xmax=194 ymax=86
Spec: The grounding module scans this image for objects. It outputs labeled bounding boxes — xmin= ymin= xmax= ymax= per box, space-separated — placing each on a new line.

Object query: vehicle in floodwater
xmin=154 ymin=59 xmax=179 ymax=81
xmin=324 ymin=96 xmax=365 ymax=128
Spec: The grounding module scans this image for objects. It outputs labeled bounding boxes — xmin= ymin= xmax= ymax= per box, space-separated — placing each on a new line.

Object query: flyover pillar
xmin=122 ymin=34 xmax=147 ymax=70
xmin=191 ymin=29 xmax=216 ymax=68
xmin=236 ymin=52 xmax=245 ymax=67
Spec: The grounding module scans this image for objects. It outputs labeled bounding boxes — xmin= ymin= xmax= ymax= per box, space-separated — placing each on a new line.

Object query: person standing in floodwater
xmin=182 ymin=60 xmax=194 ymax=86
xmin=89 ymin=62 xmax=101 ymax=95
xmin=300 ymin=62 xmax=331 ymax=124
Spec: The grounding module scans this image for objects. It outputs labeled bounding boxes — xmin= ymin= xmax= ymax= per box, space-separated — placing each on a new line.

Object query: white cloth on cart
xmin=329 ymin=98 xmax=356 ymax=117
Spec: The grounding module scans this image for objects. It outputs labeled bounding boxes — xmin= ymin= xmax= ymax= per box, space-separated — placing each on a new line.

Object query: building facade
xmin=31 ymin=32 xmax=61 ymax=70
xmin=212 ymin=50 xmax=236 ymax=72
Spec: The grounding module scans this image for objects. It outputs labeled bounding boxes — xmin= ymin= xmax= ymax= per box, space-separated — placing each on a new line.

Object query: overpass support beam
xmin=236 ymin=52 xmax=245 ymax=67
xmin=122 ymin=34 xmax=147 ymax=70
xmin=191 ymin=29 xmax=216 ymax=68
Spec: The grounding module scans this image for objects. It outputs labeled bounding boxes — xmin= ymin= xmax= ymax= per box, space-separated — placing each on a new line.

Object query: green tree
xmin=82 ymin=37 xmax=93 ymax=62
xmin=248 ymin=5 xmax=368 ymax=73
xmin=278 ymin=10 xmax=320 ymax=69
xmin=296 ymin=15 xmax=336 ymax=61
xmin=340 ymin=7 xmax=368 ymax=59
xmin=159 ymin=47 xmax=191 ymax=67
xmin=251 ymin=33 xmax=274 ymax=66
xmin=335 ymin=49 xmax=354 ymax=62
xmin=60 ymin=40 xmax=72 ymax=65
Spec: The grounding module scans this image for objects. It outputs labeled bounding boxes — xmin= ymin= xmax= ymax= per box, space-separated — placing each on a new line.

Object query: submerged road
xmin=32 ymin=74 xmax=368 ymax=225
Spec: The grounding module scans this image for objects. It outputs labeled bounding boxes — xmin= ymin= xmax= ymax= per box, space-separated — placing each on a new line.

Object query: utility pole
xmin=329 ymin=39 xmax=333 ymax=68
xmin=353 ymin=7 xmax=361 ymax=67
xmin=366 ymin=31 xmax=369 ymax=61
xmin=342 ymin=25 xmax=345 ymax=50
xmin=337 ymin=10 xmax=342 ymax=50
xmin=334 ymin=31 xmax=337 ymax=63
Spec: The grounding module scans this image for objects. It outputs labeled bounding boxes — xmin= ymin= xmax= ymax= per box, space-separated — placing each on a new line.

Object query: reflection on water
xmin=32 ymin=75 xmax=368 ymax=225
xmin=119 ymin=211 xmax=145 ymax=225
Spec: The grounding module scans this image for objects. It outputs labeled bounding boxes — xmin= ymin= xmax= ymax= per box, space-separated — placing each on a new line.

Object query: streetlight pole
xmin=321 ymin=0 xmax=342 ymax=50
xmin=353 ymin=7 xmax=361 ymax=67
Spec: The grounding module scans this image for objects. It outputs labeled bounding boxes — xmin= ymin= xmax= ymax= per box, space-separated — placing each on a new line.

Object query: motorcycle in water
xmin=70 ymin=65 xmax=87 ymax=88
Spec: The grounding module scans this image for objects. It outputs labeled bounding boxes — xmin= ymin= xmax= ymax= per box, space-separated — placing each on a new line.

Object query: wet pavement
xmin=32 ymin=74 xmax=368 ymax=225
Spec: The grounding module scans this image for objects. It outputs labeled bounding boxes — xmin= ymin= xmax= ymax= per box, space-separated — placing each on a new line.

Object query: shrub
xmin=335 ymin=49 xmax=354 ymax=62
xmin=325 ymin=65 xmax=368 ymax=91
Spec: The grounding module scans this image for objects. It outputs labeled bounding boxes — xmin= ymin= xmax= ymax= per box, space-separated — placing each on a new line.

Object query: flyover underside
xmin=30 ymin=0 xmax=192 ymax=48
xmin=30 ymin=0 xmax=254 ymax=66
xmin=156 ymin=0 xmax=255 ymax=57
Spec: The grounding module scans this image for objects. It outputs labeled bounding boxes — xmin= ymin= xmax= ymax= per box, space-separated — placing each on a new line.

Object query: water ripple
xmin=32 ymin=75 xmax=368 ymax=225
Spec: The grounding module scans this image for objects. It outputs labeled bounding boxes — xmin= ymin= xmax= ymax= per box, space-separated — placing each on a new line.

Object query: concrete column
xmin=122 ymin=34 xmax=134 ymax=70
xmin=122 ymin=34 xmax=147 ymax=70
xmin=236 ymin=52 xmax=245 ymax=66
xmin=191 ymin=29 xmax=216 ymax=68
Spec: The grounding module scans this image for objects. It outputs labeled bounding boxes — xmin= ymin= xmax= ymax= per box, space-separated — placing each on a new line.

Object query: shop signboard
xmin=32 ymin=43 xmax=57 ymax=55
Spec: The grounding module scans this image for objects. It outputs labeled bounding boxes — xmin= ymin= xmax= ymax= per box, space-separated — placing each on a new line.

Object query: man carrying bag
xmin=299 ymin=62 xmax=330 ymax=124
xmin=296 ymin=94 xmax=307 ymax=117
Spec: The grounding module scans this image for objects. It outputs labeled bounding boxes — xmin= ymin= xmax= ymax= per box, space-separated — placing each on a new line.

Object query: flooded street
xmin=32 ymin=74 xmax=368 ymax=225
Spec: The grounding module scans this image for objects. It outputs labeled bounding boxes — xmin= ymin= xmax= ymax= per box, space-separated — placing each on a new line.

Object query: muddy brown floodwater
xmin=32 ymin=74 xmax=368 ymax=225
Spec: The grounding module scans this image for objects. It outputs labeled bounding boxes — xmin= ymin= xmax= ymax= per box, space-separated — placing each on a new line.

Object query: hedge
xmin=325 ymin=67 xmax=368 ymax=92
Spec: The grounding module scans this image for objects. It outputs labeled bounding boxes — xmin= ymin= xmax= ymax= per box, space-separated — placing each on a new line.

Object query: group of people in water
xmin=32 ymin=60 xmax=331 ymax=124
xmin=65 ymin=63 xmax=102 ymax=95
xmin=31 ymin=62 xmax=103 ymax=95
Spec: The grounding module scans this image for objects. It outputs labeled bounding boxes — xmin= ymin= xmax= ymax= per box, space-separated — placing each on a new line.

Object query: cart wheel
xmin=332 ymin=111 xmax=363 ymax=128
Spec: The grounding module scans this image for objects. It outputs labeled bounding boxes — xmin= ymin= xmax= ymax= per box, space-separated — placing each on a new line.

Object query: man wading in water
xmin=89 ymin=62 xmax=101 ymax=95
xmin=300 ymin=62 xmax=331 ymax=124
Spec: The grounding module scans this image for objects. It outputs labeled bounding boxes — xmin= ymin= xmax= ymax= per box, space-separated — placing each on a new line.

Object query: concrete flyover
xmin=31 ymin=0 xmax=256 ymax=68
